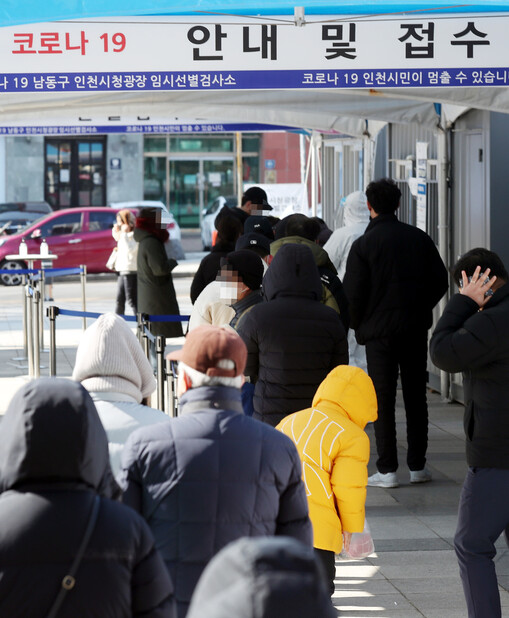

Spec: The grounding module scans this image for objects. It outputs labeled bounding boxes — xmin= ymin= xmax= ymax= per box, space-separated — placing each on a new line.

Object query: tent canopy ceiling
xmin=3 ymin=1 xmax=509 ymax=26
xmin=0 ymin=5 xmax=508 ymax=132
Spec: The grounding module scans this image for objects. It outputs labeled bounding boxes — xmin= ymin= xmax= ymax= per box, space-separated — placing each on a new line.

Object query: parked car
xmin=109 ymin=200 xmax=185 ymax=259
xmin=0 ymin=201 xmax=53 ymax=236
xmin=0 ymin=207 xmax=122 ymax=286
xmin=0 ymin=201 xmax=52 ymax=216
xmin=201 ymin=195 xmax=237 ymax=250
xmin=0 ymin=211 xmax=44 ymax=236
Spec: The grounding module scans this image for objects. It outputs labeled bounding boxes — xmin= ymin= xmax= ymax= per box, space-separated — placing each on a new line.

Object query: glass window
xmin=242 ymin=135 xmax=261 ymax=153
xmin=144 ymin=157 xmax=167 ymax=203
xmin=39 ymin=213 xmax=82 ymax=237
xmin=170 ymin=136 xmax=233 ymax=153
xmin=242 ymin=156 xmax=260 ymax=183
xmin=88 ymin=210 xmax=117 ymax=231
xmin=145 ymin=137 xmax=167 ymax=152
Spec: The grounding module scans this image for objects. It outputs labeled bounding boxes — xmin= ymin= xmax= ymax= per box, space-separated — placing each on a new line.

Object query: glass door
xmin=45 ymin=137 xmax=106 ymax=209
xmin=169 ymin=157 xmax=235 ymax=227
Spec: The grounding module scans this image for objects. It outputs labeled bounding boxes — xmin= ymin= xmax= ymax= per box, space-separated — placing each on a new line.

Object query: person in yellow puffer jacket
xmin=276 ymin=364 xmax=378 ymax=595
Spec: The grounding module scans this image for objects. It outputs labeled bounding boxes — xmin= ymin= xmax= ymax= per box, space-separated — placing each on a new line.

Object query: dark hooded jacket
xmin=237 ymin=244 xmax=348 ymax=427
xmin=0 ymin=378 xmax=176 ymax=618
xmin=271 ymin=235 xmax=350 ymax=331
xmin=187 ymin=537 xmax=337 ymax=618
xmin=190 ymin=241 xmax=236 ymax=304
xmin=120 ymin=384 xmax=312 ymax=618
xmin=134 ymin=227 xmax=183 ymax=338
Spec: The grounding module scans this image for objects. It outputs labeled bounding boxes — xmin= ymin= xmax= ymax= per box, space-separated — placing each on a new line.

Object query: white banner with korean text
xmin=0 ymin=14 xmax=508 ymax=92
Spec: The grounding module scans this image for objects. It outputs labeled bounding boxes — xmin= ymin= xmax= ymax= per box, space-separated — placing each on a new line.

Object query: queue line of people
xmin=3 ymin=179 xmax=508 ymax=617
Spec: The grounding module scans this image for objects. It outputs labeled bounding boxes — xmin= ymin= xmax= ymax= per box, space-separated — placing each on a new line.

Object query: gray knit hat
xmin=72 ymin=313 xmax=155 ymax=403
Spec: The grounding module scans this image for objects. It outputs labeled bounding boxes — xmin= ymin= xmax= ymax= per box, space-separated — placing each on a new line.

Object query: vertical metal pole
xmin=437 ymin=124 xmax=450 ymax=400
xmin=156 ymin=335 xmax=165 ymax=412
xmin=236 ymin=132 xmax=243 ymax=206
xmin=164 ymin=357 xmax=172 ymax=416
xmin=311 ymin=131 xmax=319 ymax=217
xmin=142 ymin=315 xmax=150 ymax=359
xmin=21 ymin=274 xmax=28 ymax=358
xmin=47 ymin=305 xmax=59 ymax=376
xmin=39 ymin=268 xmax=45 ymax=351
xmin=26 ymin=282 xmax=34 ymax=378
xmin=33 ymin=288 xmax=40 ymax=378
xmin=81 ymin=264 xmax=87 ymax=331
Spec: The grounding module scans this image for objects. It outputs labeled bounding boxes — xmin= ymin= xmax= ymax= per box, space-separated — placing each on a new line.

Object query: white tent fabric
xmin=0 ymin=88 xmax=477 ymax=136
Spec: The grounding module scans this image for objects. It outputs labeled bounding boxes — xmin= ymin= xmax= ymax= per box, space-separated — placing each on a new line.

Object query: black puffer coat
xmin=0 ymin=378 xmax=176 ymax=618
xmin=430 ymin=285 xmax=509 ymax=468
xmin=238 ymin=243 xmax=348 ymax=427
xmin=190 ymin=241 xmax=235 ymax=303
xmin=120 ymin=384 xmax=312 ymax=618
xmin=134 ymin=227 xmax=183 ymax=338
xmin=187 ymin=537 xmax=337 ymax=618
xmin=343 ymin=213 xmax=448 ymax=344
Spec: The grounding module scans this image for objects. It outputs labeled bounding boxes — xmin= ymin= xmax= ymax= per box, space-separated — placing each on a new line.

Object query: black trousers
xmin=115 ymin=273 xmax=137 ymax=315
xmin=314 ymin=548 xmax=336 ymax=596
xmin=365 ymin=330 xmax=429 ymax=473
xmin=455 ymin=467 xmax=509 ymax=618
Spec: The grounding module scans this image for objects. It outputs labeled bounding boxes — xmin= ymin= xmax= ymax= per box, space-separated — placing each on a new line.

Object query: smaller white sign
xmin=416 ymin=141 xmax=428 ymax=232
xmin=244 ymin=183 xmax=309 ymax=217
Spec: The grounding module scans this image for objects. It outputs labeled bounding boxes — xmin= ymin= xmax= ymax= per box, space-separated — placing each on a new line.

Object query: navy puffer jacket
xmin=120 ymin=384 xmax=312 ymax=618
xmin=0 ymin=378 xmax=176 ymax=618
xmin=238 ymin=243 xmax=348 ymax=426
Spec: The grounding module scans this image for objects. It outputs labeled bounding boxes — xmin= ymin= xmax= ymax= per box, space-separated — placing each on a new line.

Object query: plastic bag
xmin=341 ymin=520 xmax=375 ymax=559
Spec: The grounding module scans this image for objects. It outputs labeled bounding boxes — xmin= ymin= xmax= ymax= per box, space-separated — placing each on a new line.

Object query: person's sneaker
xmin=367 ymin=471 xmax=399 ymax=488
xmin=410 ymin=467 xmax=432 ymax=484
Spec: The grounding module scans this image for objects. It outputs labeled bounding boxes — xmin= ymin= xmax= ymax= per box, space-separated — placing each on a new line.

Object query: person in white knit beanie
xmin=72 ymin=312 xmax=169 ymax=477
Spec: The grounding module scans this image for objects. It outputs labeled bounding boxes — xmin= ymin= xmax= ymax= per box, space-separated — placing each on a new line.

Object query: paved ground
xmin=1 ymin=233 xmax=508 ymax=616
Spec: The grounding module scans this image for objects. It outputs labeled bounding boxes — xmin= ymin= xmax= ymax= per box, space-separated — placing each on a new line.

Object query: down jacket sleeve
xmin=343 ymin=240 xmax=370 ymax=332
xmin=132 ymin=516 xmax=177 ymax=618
xmin=275 ymin=438 xmax=314 ymax=546
xmin=430 ymin=293 xmax=499 ymax=373
xmin=330 ymin=428 xmax=370 ymax=534
xmin=237 ymin=312 xmax=259 ymax=382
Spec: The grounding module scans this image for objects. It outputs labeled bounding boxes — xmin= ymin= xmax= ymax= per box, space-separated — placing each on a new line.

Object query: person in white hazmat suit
xmin=323 ymin=191 xmax=370 ymax=371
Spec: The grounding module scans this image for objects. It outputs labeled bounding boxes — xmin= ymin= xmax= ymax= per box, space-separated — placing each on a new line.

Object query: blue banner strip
xmin=0 ymin=68 xmax=507 ymax=92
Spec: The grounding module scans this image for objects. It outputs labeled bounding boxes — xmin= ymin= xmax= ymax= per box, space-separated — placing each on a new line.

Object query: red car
xmin=0 ymin=207 xmax=121 ymax=286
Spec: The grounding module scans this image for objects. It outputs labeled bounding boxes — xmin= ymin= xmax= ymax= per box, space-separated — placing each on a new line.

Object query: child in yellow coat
xmin=277 ymin=364 xmax=377 ymax=595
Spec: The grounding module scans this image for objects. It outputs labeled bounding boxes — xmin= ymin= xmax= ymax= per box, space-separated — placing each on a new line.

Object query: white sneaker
xmin=367 ymin=471 xmax=399 ymax=488
xmin=410 ymin=467 xmax=432 ymax=484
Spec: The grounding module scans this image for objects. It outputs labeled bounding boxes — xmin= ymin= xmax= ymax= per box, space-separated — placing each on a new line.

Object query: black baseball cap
xmin=242 ymin=187 xmax=273 ymax=211
xmin=235 ymin=233 xmax=271 ymax=256
xmin=244 ymin=216 xmax=275 ymax=240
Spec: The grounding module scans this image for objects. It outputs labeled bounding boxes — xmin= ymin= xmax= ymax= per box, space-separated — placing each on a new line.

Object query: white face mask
xmin=220 ymin=283 xmax=238 ymax=301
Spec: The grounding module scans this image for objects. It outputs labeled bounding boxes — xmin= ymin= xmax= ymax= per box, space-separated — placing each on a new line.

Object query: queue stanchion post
xmin=39 ymin=268 xmax=45 ymax=352
xmin=136 ymin=312 xmax=144 ymax=345
xmin=164 ymin=358 xmax=172 ymax=416
xmin=141 ymin=314 xmax=150 ymax=360
xmin=156 ymin=335 xmax=165 ymax=412
xmin=33 ymin=288 xmax=41 ymax=378
xmin=11 ymin=273 xmax=28 ymax=363
xmin=47 ymin=305 xmax=59 ymax=376
xmin=80 ymin=265 xmax=87 ymax=331
xmin=26 ymin=282 xmax=34 ymax=378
